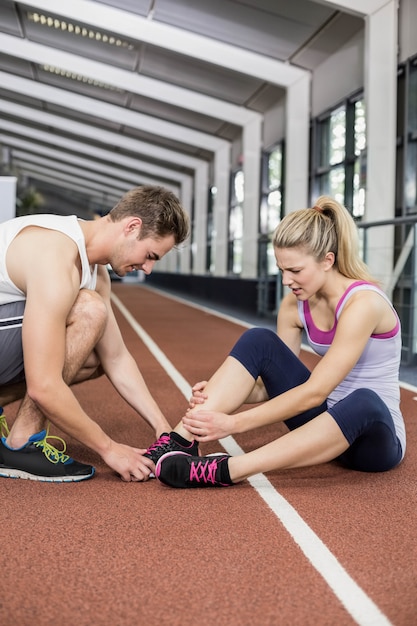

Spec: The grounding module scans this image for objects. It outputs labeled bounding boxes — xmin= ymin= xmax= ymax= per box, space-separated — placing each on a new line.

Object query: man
xmin=0 ymin=185 xmax=189 ymax=483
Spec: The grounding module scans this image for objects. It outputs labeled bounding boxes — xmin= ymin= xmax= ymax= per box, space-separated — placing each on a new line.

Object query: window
xmin=353 ymin=100 xmax=366 ymax=217
xmin=206 ymin=186 xmax=216 ymax=272
xmin=405 ymin=59 xmax=417 ymax=212
xmin=228 ymin=170 xmax=244 ymax=274
xmin=316 ymin=105 xmax=346 ymax=204
xmin=259 ymin=145 xmax=284 ymax=276
xmin=311 ymin=95 xmax=366 ymax=218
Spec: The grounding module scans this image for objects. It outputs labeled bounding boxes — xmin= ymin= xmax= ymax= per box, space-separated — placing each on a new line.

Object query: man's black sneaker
xmin=144 ymin=432 xmax=199 ymax=465
xmin=156 ymin=451 xmax=232 ymax=488
xmin=0 ymin=429 xmax=95 ymax=482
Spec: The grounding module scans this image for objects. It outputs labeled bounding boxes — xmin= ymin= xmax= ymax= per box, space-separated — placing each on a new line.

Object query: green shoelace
xmin=0 ymin=411 xmax=9 ymax=438
xmin=34 ymin=428 xmax=70 ymax=464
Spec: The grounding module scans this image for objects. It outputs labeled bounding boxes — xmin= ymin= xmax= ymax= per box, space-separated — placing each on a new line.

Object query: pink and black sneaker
xmin=144 ymin=432 xmax=199 ymax=465
xmin=155 ymin=451 xmax=232 ymax=488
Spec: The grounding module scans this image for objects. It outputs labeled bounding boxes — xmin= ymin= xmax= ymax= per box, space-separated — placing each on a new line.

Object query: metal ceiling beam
xmin=0 ymin=33 xmax=260 ymax=127
xmin=5 ymin=142 xmax=181 ymax=195
xmin=0 ymin=123 xmax=192 ymax=211
xmin=26 ymin=177 xmax=119 ymax=207
xmin=14 ymin=158 xmax=165 ymax=221
xmin=0 ymin=87 xmax=214 ymax=275
xmin=13 ymin=154 xmax=136 ymax=193
xmin=18 ymin=0 xmax=308 ymax=87
xmin=20 ymin=174 xmax=120 ymax=208
xmin=0 ymin=99 xmax=207 ymax=255
xmin=0 ymin=99 xmax=204 ymax=172
xmin=0 ymin=72 xmax=228 ymax=152
xmin=0 ymin=121 xmax=193 ymax=188
xmin=15 ymin=162 xmax=125 ymax=201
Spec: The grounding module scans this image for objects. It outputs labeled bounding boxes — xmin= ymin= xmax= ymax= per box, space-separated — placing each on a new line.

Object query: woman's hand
xmin=189 ymin=380 xmax=208 ymax=408
xmin=182 ymin=409 xmax=235 ymax=442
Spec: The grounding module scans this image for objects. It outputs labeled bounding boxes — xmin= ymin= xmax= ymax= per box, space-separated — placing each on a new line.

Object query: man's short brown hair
xmin=109 ymin=185 xmax=189 ymax=245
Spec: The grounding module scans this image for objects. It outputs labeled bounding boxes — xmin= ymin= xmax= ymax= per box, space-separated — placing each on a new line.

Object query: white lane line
xmin=111 ymin=291 xmax=393 ymax=626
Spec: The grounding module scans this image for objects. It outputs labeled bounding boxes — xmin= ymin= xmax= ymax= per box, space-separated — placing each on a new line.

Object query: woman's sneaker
xmin=156 ymin=451 xmax=232 ymax=488
xmin=144 ymin=432 xmax=199 ymax=464
xmin=0 ymin=429 xmax=95 ymax=482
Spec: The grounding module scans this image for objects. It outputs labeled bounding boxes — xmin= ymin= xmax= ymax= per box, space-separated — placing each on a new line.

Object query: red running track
xmin=1 ymin=283 xmax=416 ymax=626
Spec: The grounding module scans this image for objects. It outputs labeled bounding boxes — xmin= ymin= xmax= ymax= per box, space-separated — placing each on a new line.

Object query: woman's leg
xmin=230 ymin=388 xmax=402 ymax=481
xmin=156 ymin=389 xmax=403 ymax=488
xmin=329 ymin=389 xmax=403 ymax=472
xmin=152 ymin=328 xmax=328 ymax=466
xmin=176 ymin=327 xmax=323 ymax=440
xmin=228 ymin=410 xmax=349 ymax=481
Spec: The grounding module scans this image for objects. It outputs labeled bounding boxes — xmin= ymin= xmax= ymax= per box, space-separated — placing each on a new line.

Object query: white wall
xmin=312 ymin=29 xmax=365 ymax=117
xmin=263 ymin=99 xmax=285 ymax=150
xmin=230 ymin=137 xmax=243 ymax=171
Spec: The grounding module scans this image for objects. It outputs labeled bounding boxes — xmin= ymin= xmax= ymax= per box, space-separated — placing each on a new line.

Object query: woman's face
xmin=275 ymin=246 xmax=332 ymax=300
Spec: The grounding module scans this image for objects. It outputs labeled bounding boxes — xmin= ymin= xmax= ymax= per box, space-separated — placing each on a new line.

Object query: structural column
xmin=363 ymin=0 xmax=397 ymax=286
xmin=212 ymin=144 xmax=231 ymax=277
xmin=284 ymin=73 xmax=311 ymax=214
xmin=241 ymin=116 xmax=262 ymax=279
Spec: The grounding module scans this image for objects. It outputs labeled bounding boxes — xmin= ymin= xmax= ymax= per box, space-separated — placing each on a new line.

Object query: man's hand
xmin=101 ymin=440 xmax=154 ymax=481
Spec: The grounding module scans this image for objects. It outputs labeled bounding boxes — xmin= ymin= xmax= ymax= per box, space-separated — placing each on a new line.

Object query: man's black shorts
xmin=0 ymin=301 xmax=25 ymax=385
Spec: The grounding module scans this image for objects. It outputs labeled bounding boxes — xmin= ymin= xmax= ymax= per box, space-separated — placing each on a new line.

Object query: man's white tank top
xmin=0 ymin=214 xmax=98 ymax=305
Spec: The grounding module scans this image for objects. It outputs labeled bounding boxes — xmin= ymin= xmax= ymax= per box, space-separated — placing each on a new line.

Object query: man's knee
xmin=72 ymin=362 xmax=105 ymax=385
xmin=88 ymin=364 xmax=105 ymax=380
xmin=69 ymin=289 xmax=108 ymax=329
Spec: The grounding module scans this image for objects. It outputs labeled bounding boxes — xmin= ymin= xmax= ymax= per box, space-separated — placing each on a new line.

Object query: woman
xmin=149 ymin=196 xmax=405 ymax=488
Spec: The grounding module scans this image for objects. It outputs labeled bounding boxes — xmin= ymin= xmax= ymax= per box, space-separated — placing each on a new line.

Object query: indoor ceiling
xmin=0 ymin=0 xmax=365 ymax=215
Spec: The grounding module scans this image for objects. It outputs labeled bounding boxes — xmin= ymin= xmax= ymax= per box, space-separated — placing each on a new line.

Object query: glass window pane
xmin=318 ymin=168 xmax=345 ymax=202
xmin=259 ymin=196 xmax=268 ymax=234
xmin=230 ymin=170 xmax=244 ymax=275
xmin=329 ymin=167 xmax=345 ymax=203
xmin=318 ymin=106 xmax=346 ymax=167
xmin=267 ymin=189 xmax=281 ymax=233
xmin=354 ymin=100 xmax=366 ymax=155
xmin=267 ymin=241 xmax=278 ymax=275
xmin=233 ymin=238 xmax=242 ymax=274
xmin=329 ymin=106 xmax=346 ymax=165
xmin=268 ymin=148 xmax=282 ymax=189
xmin=353 ymin=158 xmax=366 ymax=218
xmin=318 ymin=118 xmax=330 ymax=167
xmin=317 ymin=173 xmax=330 ymax=196
xmin=233 ymin=170 xmax=244 ymax=203
xmin=408 ymin=66 xmax=417 ymax=133
xmin=229 ymin=204 xmax=243 ymax=239
xmin=405 ymin=141 xmax=417 ymax=208
xmin=260 ymin=144 xmax=283 ymax=278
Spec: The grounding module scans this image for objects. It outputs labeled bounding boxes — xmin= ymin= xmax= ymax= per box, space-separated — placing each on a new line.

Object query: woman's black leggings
xmin=229 ymin=328 xmax=403 ymax=472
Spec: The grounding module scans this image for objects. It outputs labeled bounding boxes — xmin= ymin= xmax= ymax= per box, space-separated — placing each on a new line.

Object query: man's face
xmin=110 ymin=232 xmax=176 ymax=277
